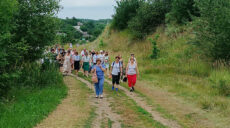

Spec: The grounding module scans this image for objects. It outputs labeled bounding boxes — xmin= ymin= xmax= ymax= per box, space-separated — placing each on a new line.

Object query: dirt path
xmin=35 ymin=77 xmax=93 ymax=128
xmin=104 ymin=79 xmax=182 ymax=128
xmin=75 ymin=76 xmax=122 ymax=128
xmin=35 ymin=75 xmax=122 ymax=128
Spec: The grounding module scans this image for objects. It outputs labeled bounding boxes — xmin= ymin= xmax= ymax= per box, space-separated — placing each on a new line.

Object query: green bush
xmin=0 ymin=0 xmax=60 ymax=98
xmin=18 ymin=62 xmax=62 ymax=87
xmin=209 ymin=70 xmax=230 ymax=96
xmin=128 ymin=0 xmax=172 ymax=39
xmin=166 ymin=0 xmax=199 ymax=24
xmin=149 ymin=35 xmax=160 ymax=59
xmin=99 ymin=39 xmax=105 ymax=48
xmin=194 ymin=0 xmax=230 ymax=61
xmin=111 ymin=0 xmax=143 ymax=30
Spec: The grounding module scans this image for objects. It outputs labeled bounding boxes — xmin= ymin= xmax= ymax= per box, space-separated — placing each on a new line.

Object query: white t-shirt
xmin=82 ymin=56 xmax=90 ymax=62
xmin=69 ymin=43 xmax=72 ymax=48
xmin=111 ymin=62 xmax=121 ymax=75
xmin=93 ymin=55 xmax=97 ymax=63
xmin=98 ymin=54 xmax=104 ymax=63
xmin=81 ymin=50 xmax=85 ymax=56
xmin=74 ymin=55 xmax=81 ymax=61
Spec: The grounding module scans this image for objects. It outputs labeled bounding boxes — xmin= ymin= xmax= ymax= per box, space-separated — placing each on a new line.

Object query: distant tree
xmin=111 ymin=0 xmax=143 ymax=30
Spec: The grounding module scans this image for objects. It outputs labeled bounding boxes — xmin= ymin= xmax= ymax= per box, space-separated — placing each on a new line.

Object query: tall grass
xmin=0 ymin=62 xmax=67 ymax=128
xmin=76 ymin=25 xmax=230 ymax=126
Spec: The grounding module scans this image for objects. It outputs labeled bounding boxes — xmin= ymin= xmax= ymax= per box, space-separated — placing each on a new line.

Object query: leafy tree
xmin=166 ymin=0 xmax=199 ymax=24
xmin=59 ymin=18 xmax=108 ymax=43
xmin=111 ymin=0 xmax=143 ymax=30
xmin=0 ymin=0 xmax=61 ymax=97
xmin=128 ymin=0 xmax=172 ymax=39
xmin=0 ymin=0 xmax=19 ymax=97
xmin=14 ymin=0 xmax=60 ymax=61
xmin=194 ymin=0 xmax=230 ymax=61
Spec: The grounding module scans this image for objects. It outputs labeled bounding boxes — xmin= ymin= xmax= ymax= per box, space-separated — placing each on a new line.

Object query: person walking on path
xmin=110 ymin=56 xmax=122 ymax=91
xmin=126 ymin=57 xmax=139 ymax=92
xmin=81 ymin=48 xmax=86 ymax=57
xmin=104 ymin=52 xmax=110 ymax=76
xmin=129 ymin=53 xmax=137 ymax=64
xmin=82 ymin=52 xmax=91 ymax=77
xmin=71 ymin=49 xmax=76 ymax=70
xmin=63 ymin=50 xmax=72 ymax=75
xmin=92 ymin=52 xmax=98 ymax=65
xmin=92 ymin=58 xmax=106 ymax=98
xmin=89 ymin=51 xmax=93 ymax=73
xmin=119 ymin=54 xmax=124 ymax=82
xmin=73 ymin=51 xmax=81 ymax=77
xmin=98 ymin=50 xmax=105 ymax=64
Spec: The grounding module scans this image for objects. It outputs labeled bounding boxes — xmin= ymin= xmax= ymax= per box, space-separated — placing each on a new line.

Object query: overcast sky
xmin=58 ymin=0 xmax=117 ymax=20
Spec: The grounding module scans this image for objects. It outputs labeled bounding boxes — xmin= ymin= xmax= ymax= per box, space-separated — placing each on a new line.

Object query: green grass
xmin=74 ymin=24 xmax=230 ymax=127
xmin=117 ymin=81 xmax=178 ymax=121
xmin=0 ymin=84 xmax=67 ymax=128
xmin=78 ymin=74 xmax=167 ymax=128
xmin=108 ymin=118 xmax=113 ymax=128
xmin=83 ymin=105 xmax=97 ymax=128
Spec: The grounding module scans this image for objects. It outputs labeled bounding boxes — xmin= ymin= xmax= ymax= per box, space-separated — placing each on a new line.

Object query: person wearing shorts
xmin=110 ymin=56 xmax=122 ymax=91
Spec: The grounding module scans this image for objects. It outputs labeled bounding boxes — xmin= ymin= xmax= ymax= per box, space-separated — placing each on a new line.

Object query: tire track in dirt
xmin=104 ymin=79 xmax=182 ymax=128
xmin=73 ymin=75 xmax=122 ymax=128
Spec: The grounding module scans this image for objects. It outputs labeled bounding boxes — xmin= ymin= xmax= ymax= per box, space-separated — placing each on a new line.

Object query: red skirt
xmin=127 ymin=74 xmax=137 ymax=87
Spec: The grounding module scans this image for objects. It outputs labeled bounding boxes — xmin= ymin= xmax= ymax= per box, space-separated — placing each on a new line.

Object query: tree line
xmin=57 ymin=17 xmax=111 ymax=44
xmin=0 ymin=0 xmax=61 ymax=97
xmin=111 ymin=0 xmax=230 ymax=62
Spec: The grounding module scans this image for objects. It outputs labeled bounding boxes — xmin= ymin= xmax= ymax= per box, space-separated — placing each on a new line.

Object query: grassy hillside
xmin=76 ymin=24 xmax=230 ymax=128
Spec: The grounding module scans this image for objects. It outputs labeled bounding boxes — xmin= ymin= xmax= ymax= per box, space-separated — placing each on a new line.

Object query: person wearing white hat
xmin=98 ymin=50 xmax=105 ymax=64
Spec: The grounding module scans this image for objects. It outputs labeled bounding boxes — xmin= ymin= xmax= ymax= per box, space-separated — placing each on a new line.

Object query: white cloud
xmin=60 ymin=0 xmax=117 ymax=7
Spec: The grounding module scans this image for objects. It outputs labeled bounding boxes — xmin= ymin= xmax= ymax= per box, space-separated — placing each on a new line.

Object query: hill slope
xmin=76 ymin=25 xmax=230 ymax=128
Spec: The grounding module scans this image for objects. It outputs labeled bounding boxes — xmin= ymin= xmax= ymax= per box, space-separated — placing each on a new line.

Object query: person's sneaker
xmin=112 ymin=86 xmax=114 ymax=90
xmin=100 ymin=95 xmax=103 ymax=99
xmin=132 ymin=87 xmax=135 ymax=91
xmin=130 ymin=89 xmax=133 ymax=92
xmin=95 ymin=95 xmax=99 ymax=98
xmin=116 ymin=88 xmax=118 ymax=91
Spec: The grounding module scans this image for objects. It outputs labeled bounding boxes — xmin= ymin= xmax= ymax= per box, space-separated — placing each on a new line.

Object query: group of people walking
xmin=51 ymin=47 xmax=139 ymax=99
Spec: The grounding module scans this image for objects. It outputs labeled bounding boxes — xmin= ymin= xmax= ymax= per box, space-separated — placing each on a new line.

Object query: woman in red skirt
xmin=126 ymin=57 xmax=139 ymax=92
